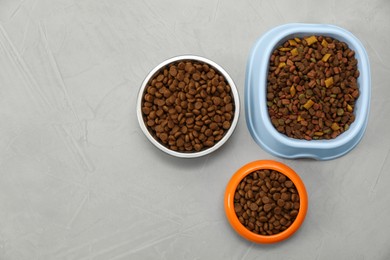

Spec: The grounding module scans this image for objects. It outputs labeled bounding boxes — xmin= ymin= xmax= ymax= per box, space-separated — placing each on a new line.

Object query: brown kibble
xmin=144 ymin=94 xmax=154 ymax=103
xmin=212 ymin=77 xmax=219 ymax=86
xmin=237 ymin=170 xmax=301 ymax=235
xmin=141 ymin=60 xmax=235 ymax=153
xmin=176 ymin=138 xmax=184 ymax=147
xmin=225 ymin=103 xmax=233 ymax=112
xmin=195 ymin=102 xmax=203 ymax=110
xmin=204 ymin=140 xmax=214 ymax=147
xmin=273 ymin=193 xmax=281 ymax=201
xmin=267 ymin=35 xmax=359 ymax=140
xmin=285 ymin=181 xmax=293 ymax=188
xmin=290 ymin=210 xmax=299 ymax=217
xmin=192 ymin=73 xmax=201 ymax=81
xmin=278 ymin=175 xmax=286 ymax=183
xmin=281 ymin=193 xmax=290 ymax=201
xmin=206 ymin=71 xmax=215 ymax=79
xmin=235 ymin=203 xmax=242 ymax=213
xmin=169 ymin=67 xmax=177 ymax=77
xmin=250 ymin=203 xmax=259 ymax=211
xmin=224 ymin=96 xmax=231 ymax=103
xmin=184 ymin=62 xmax=193 ymax=72
xmin=204 ymin=129 xmax=213 ymax=137
xmin=247 ymin=190 xmax=254 ymax=199
xmin=284 ymin=202 xmax=293 ymax=210
xmin=262 ymin=196 xmax=271 ymax=204
xmin=277 ymin=199 xmax=285 ymax=207
xmin=147 ymin=120 xmax=155 ymax=127
xmin=160 ymin=133 xmax=168 ymax=142
xmin=223 ymin=121 xmax=231 ymax=130
xmin=247 ymin=222 xmax=255 ymax=230
xmin=251 ymin=186 xmax=260 ymax=192
xmin=209 ymin=122 xmax=218 ymax=130
xmin=259 ymin=216 xmax=267 ymax=223
xmin=156 ymin=74 xmax=164 ymax=82
xmin=142 ymin=107 xmax=151 ymax=115
xmin=155 ymin=99 xmax=165 ymax=107
xmin=194 ymin=144 xmax=202 ymax=152
xmin=274 ymin=207 xmax=282 ymax=215
xmin=212 ymin=97 xmax=221 ymax=106
xmin=263 ymin=204 xmax=273 ymax=212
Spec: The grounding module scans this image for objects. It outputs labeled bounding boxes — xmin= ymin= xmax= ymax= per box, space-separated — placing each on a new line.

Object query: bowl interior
xmin=137 ymin=55 xmax=240 ymax=158
xmin=245 ymin=24 xmax=371 ymax=159
xmin=262 ymin=31 xmax=368 ymax=145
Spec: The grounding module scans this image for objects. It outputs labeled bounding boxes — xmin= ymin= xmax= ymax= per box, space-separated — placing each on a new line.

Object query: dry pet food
xmin=267 ymin=35 xmax=360 ymax=140
xmin=141 ymin=60 xmax=235 ymax=152
xmin=234 ymin=170 xmax=300 ymax=235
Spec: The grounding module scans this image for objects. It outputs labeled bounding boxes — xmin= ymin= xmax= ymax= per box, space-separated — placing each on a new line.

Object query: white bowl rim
xmin=137 ymin=55 xmax=240 ymax=158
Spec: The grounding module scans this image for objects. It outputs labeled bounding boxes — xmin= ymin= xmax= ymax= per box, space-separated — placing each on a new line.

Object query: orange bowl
xmin=224 ymin=160 xmax=308 ymax=244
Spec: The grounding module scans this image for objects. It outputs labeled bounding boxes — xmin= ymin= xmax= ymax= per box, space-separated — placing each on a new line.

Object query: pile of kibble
xmin=141 ymin=60 xmax=235 ymax=152
xmin=234 ymin=169 xmax=300 ymax=235
xmin=267 ymin=35 xmax=360 ymax=140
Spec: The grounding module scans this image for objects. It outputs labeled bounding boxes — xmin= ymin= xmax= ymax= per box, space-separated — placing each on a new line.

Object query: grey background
xmin=1 ymin=0 xmax=389 ymax=259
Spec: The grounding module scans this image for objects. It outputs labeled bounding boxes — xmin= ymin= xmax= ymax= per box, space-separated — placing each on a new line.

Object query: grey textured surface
xmin=1 ymin=0 xmax=389 ymax=259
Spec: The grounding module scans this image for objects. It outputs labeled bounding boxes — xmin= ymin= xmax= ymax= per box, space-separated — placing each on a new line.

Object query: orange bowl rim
xmin=224 ymin=160 xmax=308 ymax=244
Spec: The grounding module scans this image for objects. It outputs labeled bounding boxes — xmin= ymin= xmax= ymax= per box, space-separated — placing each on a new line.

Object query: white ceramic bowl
xmin=245 ymin=24 xmax=371 ymax=160
xmin=137 ymin=55 xmax=240 ymax=158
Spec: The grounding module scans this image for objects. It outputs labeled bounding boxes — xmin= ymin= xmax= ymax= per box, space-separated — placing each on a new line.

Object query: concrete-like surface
xmin=1 ymin=1 xmax=389 ymax=259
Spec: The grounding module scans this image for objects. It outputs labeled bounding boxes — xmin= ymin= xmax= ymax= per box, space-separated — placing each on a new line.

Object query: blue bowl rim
xmin=245 ymin=23 xmax=371 ymax=160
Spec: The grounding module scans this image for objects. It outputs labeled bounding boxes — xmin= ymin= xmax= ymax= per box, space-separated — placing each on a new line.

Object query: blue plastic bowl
xmin=245 ymin=23 xmax=371 ymax=160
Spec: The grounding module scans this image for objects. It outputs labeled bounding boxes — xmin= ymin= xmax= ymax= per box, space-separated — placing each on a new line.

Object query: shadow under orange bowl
xmin=224 ymin=160 xmax=308 ymax=244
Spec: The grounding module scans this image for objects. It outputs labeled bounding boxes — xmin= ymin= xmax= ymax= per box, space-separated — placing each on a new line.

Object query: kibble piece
xmin=204 ymin=140 xmax=214 ymax=147
xmin=262 ymin=196 xmax=271 ymax=204
xmin=259 ymin=216 xmax=267 ymax=223
xmin=247 ymin=222 xmax=255 ymax=230
xmin=247 ymin=190 xmax=254 ymax=199
xmin=194 ymin=143 xmax=202 ymax=151
xmin=223 ymin=121 xmax=231 ymax=130
xmin=209 ymin=122 xmax=218 ymax=130
xmin=250 ymin=203 xmax=259 ymax=211
xmin=195 ymin=102 xmax=203 ymax=110
xmin=263 ymin=204 xmax=273 ymax=212
xmin=160 ymin=133 xmax=168 ymax=142
xmin=284 ymin=202 xmax=292 ymax=210
xmin=235 ymin=203 xmax=242 ymax=213
xmin=273 ymin=193 xmax=281 ymax=201
xmin=278 ymin=175 xmax=286 ymax=183
xmin=290 ymin=210 xmax=299 ymax=217
xmin=277 ymin=199 xmax=285 ymax=207
xmin=274 ymin=207 xmax=282 ymax=215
